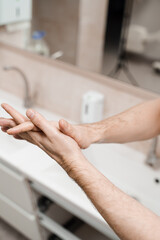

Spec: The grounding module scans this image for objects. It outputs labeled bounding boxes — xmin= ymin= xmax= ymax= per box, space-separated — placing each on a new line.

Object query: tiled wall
xmin=76 ymin=0 xmax=108 ymax=72
xmin=0 ymin=44 xmax=158 ymax=120
xmin=0 ymin=0 xmax=109 ymax=72
xmin=32 ymin=0 xmax=109 ymax=72
xmin=0 ymin=43 xmax=159 ymax=154
xmin=32 ymin=0 xmax=79 ymax=64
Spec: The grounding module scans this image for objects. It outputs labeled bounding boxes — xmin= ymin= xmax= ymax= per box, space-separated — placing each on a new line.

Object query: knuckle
xmin=33 ymin=114 xmax=41 ymax=127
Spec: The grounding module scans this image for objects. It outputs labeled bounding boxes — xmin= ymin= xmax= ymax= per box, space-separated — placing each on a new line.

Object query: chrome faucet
xmin=146 ymin=137 xmax=160 ymax=168
xmin=3 ymin=66 xmax=32 ymax=108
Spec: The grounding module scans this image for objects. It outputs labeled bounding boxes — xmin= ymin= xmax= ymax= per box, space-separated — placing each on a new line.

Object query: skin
xmin=0 ymin=100 xmax=160 ymax=240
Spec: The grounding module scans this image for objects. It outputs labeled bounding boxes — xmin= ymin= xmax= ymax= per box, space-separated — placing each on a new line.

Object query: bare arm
xmin=91 ymin=98 xmax=160 ymax=144
xmin=71 ymin=158 xmax=160 ymax=240
xmin=57 ymin=98 xmax=160 ymax=148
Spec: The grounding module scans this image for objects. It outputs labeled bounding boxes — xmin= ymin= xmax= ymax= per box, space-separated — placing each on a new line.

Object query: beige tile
xmin=32 ymin=0 xmax=79 ymax=64
xmin=76 ymin=0 xmax=109 ymax=72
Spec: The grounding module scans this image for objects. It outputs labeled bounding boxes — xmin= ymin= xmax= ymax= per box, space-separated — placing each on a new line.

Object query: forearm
xmin=87 ymin=99 xmax=160 ymax=144
xmin=69 ymin=156 xmax=160 ymax=240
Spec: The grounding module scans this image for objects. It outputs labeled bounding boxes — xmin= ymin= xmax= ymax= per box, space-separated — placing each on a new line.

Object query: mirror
xmin=0 ymin=0 xmax=160 ymax=94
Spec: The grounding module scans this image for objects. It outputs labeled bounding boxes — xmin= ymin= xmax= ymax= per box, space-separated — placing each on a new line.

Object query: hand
xmin=0 ymin=103 xmax=94 ymax=149
xmin=0 ymin=103 xmax=58 ymax=140
xmin=0 ymin=104 xmax=85 ymax=174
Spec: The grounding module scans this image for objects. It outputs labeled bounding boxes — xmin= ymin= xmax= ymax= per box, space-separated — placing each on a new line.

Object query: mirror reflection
xmin=0 ymin=0 xmax=160 ymax=93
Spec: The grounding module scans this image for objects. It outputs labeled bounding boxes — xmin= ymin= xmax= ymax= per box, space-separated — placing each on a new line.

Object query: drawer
xmin=0 ymin=161 xmax=33 ymax=213
xmin=0 ymin=193 xmax=42 ymax=240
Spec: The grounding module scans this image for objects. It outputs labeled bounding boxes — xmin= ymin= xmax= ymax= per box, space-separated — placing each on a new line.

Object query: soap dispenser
xmin=81 ymin=90 xmax=104 ymax=123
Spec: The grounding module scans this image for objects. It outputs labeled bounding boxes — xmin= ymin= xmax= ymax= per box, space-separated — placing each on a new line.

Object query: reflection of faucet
xmin=146 ymin=137 xmax=159 ymax=167
xmin=51 ymin=50 xmax=63 ymax=60
xmin=3 ymin=66 xmax=32 ymax=108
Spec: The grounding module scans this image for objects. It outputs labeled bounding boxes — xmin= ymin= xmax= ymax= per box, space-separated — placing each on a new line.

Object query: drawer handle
xmin=38 ymin=212 xmax=81 ymax=240
xmin=37 ymin=196 xmax=53 ymax=213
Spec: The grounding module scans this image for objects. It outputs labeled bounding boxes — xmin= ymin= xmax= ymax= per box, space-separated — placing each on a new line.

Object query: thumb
xmin=59 ymin=119 xmax=78 ymax=141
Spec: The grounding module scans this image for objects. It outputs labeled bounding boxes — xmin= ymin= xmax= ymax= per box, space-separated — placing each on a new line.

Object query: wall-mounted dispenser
xmin=0 ymin=0 xmax=32 ymax=26
xmin=81 ymin=90 xmax=104 ymax=123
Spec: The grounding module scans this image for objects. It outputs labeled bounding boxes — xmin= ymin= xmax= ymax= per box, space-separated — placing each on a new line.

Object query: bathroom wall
xmin=76 ymin=0 xmax=108 ymax=72
xmin=0 ymin=29 xmax=24 ymax=49
xmin=0 ymin=0 xmax=109 ymax=72
xmin=0 ymin=43 xmax=159 ymax=154
xmin=32 ymin=0 xmax=79 ymax=64
xmin=32 ymin=0 xmax=109 ymax=72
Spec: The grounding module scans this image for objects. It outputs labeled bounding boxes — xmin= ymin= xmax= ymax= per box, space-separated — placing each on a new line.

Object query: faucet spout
xmin=3 ymin=66 xmax=32 ymax=108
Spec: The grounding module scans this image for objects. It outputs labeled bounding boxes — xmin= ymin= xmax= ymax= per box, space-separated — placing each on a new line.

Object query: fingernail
xmin=60 ymin=119 xmax=67 ymax=128
xmin=63 ymin=120 xmax=67 ymax=127
xmin=7 ymin=129 xmax=12 ymax=135
xmin=27 ymin=109 xmax=35 ymax=119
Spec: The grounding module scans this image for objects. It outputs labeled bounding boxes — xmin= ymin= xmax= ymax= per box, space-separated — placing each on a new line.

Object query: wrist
xmin=85 ymin=122 xmax=104 ymax=144
xmin=64 ymin=151 xmax=92 ymax=180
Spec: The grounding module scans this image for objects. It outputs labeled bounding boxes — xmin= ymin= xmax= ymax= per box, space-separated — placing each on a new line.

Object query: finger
xmin=50 ymin=121 xmax=59 ymax=129
xmin=7 ymin=121 xmax=40 ymax=135
xmin=13 ymin=135 xmax=23 ymax=140
xmin=59 ymin=119 xmax=77 ymax=140
xmin=19 ymin=131 xmax=46 ymax=148
xmin=1 ymin=103 xmax=27 ymax=124
xmin=0 ymin=118 xmax=16 ymax=128
xmin=1 ymin=127 xmax=9 ymax=132
xmin=18 ymin=132 xmax=35 ymax=145
xmin=1 ymin=104 xmax=39 ymax=131
xmin=26 ymin=109 xmax=54 ymax=139
xmin=13 ymin=133 xmax=33 ymax=144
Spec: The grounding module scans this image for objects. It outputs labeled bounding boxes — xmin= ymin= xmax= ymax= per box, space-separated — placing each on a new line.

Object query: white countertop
xmin=0 ymin=89 xmax=160 ymax=238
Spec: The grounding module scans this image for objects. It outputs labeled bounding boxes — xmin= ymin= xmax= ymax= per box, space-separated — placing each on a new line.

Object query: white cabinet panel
xmin=0 ymin=161 xmax=33 ymax=213
xmin=0 ymin=193 xmax=41 ymax=240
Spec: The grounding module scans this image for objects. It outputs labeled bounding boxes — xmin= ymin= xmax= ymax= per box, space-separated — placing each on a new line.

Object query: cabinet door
xmin=0 ymin=193 xmax=42 ymax=240
xmin=0 ymin=161 xmax=33 ymax=213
